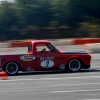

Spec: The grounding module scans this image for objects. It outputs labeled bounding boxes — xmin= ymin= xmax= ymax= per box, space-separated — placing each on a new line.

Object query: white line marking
xmin=0 ymin=75 xmax=100 ymax=81
xmin=50 ymin=83 xmax=100 ymax=87
xmin=50 ymin=89 xmax=100 ymax=93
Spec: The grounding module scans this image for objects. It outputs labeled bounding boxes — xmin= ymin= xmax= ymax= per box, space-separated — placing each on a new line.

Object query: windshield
xmin=51 ymin=43 xmax=59 ymax=51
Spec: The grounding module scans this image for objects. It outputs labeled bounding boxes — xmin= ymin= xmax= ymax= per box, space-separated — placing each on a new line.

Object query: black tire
xmin=67 ymin=59 xmax=81 ymax=72
xmin=5 ymin=62 xmax=19 ymax=75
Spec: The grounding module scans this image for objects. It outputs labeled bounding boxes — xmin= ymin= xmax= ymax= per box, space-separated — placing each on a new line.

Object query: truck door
xmin=35 ymin=43 xmax=62 ymax=71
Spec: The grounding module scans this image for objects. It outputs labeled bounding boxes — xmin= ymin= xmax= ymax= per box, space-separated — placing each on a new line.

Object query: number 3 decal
xmin=45 ymin=60 xmax=49 ymax=67
xmin=41 ymin=60 xmax=54 ymax=68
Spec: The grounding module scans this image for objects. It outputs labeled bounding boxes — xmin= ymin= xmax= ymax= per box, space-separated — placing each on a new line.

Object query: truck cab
xmin=27 ymin=40 xmax=63 ymax=71
xmin=28 ymin=40 xmax=59 ymax=54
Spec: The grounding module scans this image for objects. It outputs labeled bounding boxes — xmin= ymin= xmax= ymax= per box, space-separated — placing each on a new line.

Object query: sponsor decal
xmin=40 ymin=57 xmax=54 ymax=61
xmin=20 ymin=55 xmax=35 ymax=61
xmin=41 ymin=60 xmax=54 ymax=68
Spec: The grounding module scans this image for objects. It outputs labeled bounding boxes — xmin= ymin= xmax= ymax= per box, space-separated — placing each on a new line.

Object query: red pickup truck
xmin=0 ymin=40 xmax=91 ymax=75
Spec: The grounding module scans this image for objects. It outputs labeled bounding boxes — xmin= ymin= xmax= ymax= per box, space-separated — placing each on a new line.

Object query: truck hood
xmin=0 ymin=51 xmax=28 ymax=56
xmin=62 ymin=50 xmax=88 ymax=54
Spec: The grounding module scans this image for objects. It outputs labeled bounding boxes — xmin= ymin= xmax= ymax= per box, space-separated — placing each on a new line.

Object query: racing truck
xmin=0 ymin=40 xmax=91 ymax=75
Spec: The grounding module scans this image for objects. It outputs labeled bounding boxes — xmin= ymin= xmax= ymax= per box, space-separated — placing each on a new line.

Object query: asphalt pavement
xmin=0 ymin=45 xmax=100 ymax=100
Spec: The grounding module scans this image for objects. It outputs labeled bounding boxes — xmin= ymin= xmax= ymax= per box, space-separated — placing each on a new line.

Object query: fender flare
xmin=65 ymin=55 xmax=84 ymax=66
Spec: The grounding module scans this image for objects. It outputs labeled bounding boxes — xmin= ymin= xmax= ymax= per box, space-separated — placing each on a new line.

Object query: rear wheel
xmin=67 ymin=59 xmax=81 ymax=72
xmin=5 ymin=62 xmax=19 ymax=75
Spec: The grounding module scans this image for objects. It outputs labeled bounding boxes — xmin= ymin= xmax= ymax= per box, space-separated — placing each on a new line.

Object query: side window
xmin=36 ymin=44 xmax=55 ymax=52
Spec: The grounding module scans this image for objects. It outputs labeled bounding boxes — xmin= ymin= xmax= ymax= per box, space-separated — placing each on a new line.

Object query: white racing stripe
xmin=50 ymin=89 xmax=100 ymax=93
xmin=1 ymin=75 xmax=100 ymax=81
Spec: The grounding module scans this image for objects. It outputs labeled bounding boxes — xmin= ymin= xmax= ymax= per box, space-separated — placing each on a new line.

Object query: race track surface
xmin=0 ymin=45 xmax=100 ymax=100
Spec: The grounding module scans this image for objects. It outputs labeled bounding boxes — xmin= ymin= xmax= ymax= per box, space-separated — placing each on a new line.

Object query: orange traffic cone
xmin=0 ymin=71 xmax=8 ymax=80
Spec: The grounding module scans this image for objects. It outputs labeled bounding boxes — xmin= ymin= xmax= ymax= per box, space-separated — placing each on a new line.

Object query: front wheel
xmin=5 ymin=62 xmax=19 ymax=75
xmin=67 ymin=59 xmax=81 ymax=72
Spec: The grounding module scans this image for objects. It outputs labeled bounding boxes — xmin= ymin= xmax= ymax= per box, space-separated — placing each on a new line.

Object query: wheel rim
xmin=6 ymin=62 xmax=18 ymax=75
xmin=69 ymin=59 xmax=81 ymax=72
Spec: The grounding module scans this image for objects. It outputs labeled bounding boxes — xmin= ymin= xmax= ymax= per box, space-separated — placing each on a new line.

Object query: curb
xmin=72 ymin=38 xmax=100 ymax=45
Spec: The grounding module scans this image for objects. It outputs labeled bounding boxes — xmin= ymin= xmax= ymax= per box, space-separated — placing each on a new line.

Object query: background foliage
xmin=0 ymin=0 xmax=100 ymax=40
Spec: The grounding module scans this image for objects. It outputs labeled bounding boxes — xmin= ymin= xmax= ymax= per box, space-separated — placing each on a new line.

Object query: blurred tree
xmin=65 ymin=0 xmax=87 ymax=28
xmin=84 ymin=0 xmax=100 ymax=19
xmin=15 ymin=0 xmax=53 ymax=28
xmin=51 ymin=0 xmax=70 ymax=27
xmin=0 ymin=1 xmax=18 ymax=28
xmin=0 ymin=1 xmax=18 ymax=40
xmin=0 ymin=0 xmax=100 ymax=39
xmin=67 ymin=0 xmax=100 ymax=27
xmin=51 ymin=0 xmax=87 ymax=28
